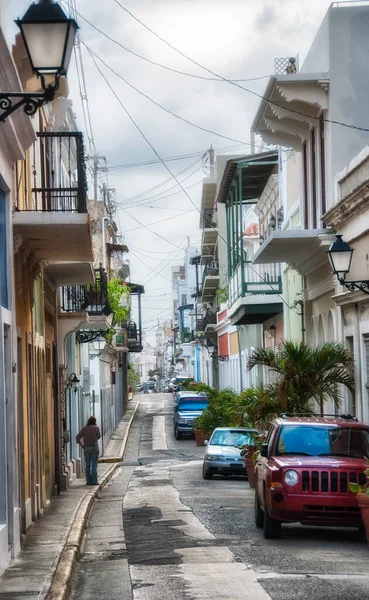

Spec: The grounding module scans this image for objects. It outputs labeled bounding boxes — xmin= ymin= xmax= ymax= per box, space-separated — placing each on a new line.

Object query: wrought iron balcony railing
xmin=60 ymin=267 xmax=110 ymax=315
xmin=122 ymin=321 xmax=143 ymax=352
xmin=203 ymin=208 xmax=217 ymax=230
xmin=203 ymin=259 xmax=219 ymax=284
xmin=15 ymin=132 xmax=87 ymax=213
xmin=204 ymin=309 xmax=217 ymax=329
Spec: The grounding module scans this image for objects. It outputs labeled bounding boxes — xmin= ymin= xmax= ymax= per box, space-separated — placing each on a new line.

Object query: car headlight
xmin=177 ymin=418 xmax=188 ymax=424
xmin=284 ymin=469 xmax=300 ymax=486
xmin=207 ymin=455 xmax=225 ymax=461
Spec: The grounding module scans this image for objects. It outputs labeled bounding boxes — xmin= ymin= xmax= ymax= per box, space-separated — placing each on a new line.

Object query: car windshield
xmin=210 ymin=430 xmax=255 ymax=447
xmin=178 ymin=399 xmax=208 ymax=411
xmin=276 ymin=425 xmax=369 ymax=457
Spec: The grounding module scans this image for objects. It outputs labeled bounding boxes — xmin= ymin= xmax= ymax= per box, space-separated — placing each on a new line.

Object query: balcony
xmin=201 ymin=208 xmax=218 ymax=260
xmin=202 ymin=259 xmax=220 ymax=301
xmin=60 ymin=267 xmax=112 ymax=330
xmin=13 ymin=132 xmax=93 ymax=265
xmin=181 ymin=328 xmax=194 ymax=344
xmin=228 ymin=262 xmax=283 ymax=325
xmin=123 ymin=321 xmax=143 ymax=353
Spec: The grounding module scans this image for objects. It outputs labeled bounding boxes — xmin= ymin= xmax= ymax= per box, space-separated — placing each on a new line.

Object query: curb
xmin=98 ymin=400 xmax=140 ymax=463
xmin=45 ymin=401 xmax=140 ymax=600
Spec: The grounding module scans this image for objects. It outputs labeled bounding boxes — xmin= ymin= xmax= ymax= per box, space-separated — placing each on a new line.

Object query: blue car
xmin=173 ymin=392 xmax=208 ymax=440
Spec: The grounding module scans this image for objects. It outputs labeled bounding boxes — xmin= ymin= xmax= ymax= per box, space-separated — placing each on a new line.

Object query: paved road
xmin=70 ymin=394 xmax=369 ymax=600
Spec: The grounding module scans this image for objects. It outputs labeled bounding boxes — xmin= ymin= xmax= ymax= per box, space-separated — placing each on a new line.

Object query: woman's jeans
xmin=84 ymin=445 xmax=99 ymax=485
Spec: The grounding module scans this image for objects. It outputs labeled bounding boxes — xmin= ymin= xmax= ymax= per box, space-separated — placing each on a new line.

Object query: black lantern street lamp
xmin=67 ymin=372 xmax=80 ymax=393
xmin=328 ymin=234 xmax=369 ymax=294
xmin=0 ymin=0 xmax=78 ymax=123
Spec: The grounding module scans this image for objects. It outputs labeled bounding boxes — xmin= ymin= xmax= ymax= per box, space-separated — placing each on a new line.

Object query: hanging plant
xmin=107 ymin=279 xmax=131 ymax=324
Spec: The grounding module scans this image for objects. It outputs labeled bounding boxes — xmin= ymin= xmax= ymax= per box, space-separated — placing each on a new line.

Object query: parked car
xmin=202 ymin=427 xmax=258 ymax=480
xmin=172 ymin=376 xmax=195 ymax=402
xmin=254 ymin=414 xmax=369 ymax=539
xmin=135 ymin=383 xmax=143 ymax=392
xmin=173 ymin=392 xmax=208 ymax=440
xmin=168 ymin=377 xmax=176 ymax=393
xmin=143 ymin=381 xmax=156 ymax=394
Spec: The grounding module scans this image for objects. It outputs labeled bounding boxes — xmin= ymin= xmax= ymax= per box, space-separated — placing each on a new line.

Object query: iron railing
xmin=203 ymin=208 xmax=217 ymax=229
xmin=15 ymin=132 xmax=87 ymax=213
xmin=204 ymin=309 xmax=217 ymax=329
xmin=122 ymin=321 xmax=143 ymax=352
xmin=60 ymin=267 xmax=110 ymax=315
xmin=202 ymin=259 xmax=219 ymax=286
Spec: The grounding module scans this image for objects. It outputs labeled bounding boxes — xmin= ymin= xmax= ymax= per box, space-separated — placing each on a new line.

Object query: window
xmin=0 ymin=191 xmax=7 ymax=308
xmin=181 ymin=294 xmax=187 ymax=306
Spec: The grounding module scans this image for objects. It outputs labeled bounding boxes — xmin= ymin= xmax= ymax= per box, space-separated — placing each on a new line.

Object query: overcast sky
xmin=4 ymin=0 xmax=335 ymax=334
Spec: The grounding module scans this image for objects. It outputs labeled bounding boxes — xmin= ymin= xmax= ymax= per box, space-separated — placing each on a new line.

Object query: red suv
xmin=254 ymin=414 xmax=369 ymax=539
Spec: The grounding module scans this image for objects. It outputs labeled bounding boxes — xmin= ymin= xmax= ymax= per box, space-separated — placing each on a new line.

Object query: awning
xmin=252 ymin=229 xmax=336 ymax=276
xmin=230 ymin=303 xmax=283 ymax=326
xmin=217 ymin=151 xmax=278 ymax=205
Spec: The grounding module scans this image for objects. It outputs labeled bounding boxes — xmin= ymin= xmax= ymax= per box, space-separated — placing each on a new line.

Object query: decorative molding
xmin=324 ymin=185 xmax=369 ymax=229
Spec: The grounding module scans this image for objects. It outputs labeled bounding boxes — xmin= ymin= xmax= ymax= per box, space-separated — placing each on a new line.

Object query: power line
xmin=87 ymin=40 xmax=300 ymax=317
xmin=114 ymin=0 xmax=369 ymax=135
xmin=83 ymin=41 xmax=254 ymax=147
xmin=108 ymin=143 xmax=250 ymax=170
xmin=115 ymin=158 xmax=203 ymax=208
xmin=62 ymin=1 xmax=271 ymax=84
xmin=124 ymin=209 xmax=196 ymax=233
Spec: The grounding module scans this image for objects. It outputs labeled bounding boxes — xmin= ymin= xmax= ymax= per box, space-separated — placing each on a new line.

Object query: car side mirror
xmin=260 ymin=443 xmax=269 ymax=458
xmin=204 ymin=440 xmax=209 ymax=446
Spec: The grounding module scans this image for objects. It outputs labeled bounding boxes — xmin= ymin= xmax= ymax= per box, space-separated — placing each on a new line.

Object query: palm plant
xmin=248 ymin=341 xmax=354 ymax=417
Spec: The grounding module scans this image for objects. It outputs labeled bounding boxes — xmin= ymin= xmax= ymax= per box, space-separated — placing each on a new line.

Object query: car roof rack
xmin=279 ymin=412 xmax=358 ymax=421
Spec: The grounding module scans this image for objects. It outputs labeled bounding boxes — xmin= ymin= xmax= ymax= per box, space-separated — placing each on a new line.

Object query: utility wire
xmin=82 ymin=41 xmax=253 ymax=147
xmin=115 ymin=158 xmax=203 ymax=207
xmin=87 ymin=43 xmax=300 ymax=316
xmin=108 ymin=143 xmax=248 ymax=170
xmin=63 ymin=1 xmax=271 ymax=84
xmin=114 ymin=0 xmax=369 ymax=134
xmin=124 ymin=209 xmax=196 ymax=232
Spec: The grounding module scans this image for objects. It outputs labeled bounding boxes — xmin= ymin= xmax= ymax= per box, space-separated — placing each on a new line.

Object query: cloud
xmin=1 ymin=0 xmax=334 ymax=339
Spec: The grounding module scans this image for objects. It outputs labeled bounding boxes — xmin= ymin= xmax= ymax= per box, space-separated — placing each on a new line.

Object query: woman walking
xmin=76 ymin=416 xmax=101 ymax=485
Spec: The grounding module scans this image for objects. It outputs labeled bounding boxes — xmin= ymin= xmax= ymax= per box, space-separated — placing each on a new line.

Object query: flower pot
xmin=357 ymin=493 xmax=369 ymax=542
xmin=244 ymin=457 xmax=256 ymax=488
xmin=194 ymin=429 xmax=208 ymax=446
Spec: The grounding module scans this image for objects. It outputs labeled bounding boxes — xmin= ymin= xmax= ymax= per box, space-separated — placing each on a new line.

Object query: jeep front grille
xmin=301 ymin=470 xmax=366 ymax=493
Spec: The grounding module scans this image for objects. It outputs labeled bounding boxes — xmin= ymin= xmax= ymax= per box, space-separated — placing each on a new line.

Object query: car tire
xmin=254 ymin=490 xmax=264 ymax=528
xmin=202 ymin=463 xmax=213 ymax=480
xmin=263 ymin=490 xmax=281 ymax=539
xmin=174 ymin=428 xmax=182 ymax=440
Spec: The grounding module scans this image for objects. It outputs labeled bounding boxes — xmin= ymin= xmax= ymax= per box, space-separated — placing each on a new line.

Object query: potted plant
xmin=349 ymin=457 xmax=369 ymax=542
xmin=192 ymin=386 xmax=239 ymax=446
xmin=239 ymin=434 xmax=264 ymax=488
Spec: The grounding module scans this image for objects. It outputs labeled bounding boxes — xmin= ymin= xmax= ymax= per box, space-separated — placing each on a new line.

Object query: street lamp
xmin=328 ymin=234 xmax=369 ymax=294
xmin=67 ymin=373 xmax=80 ymax=393
xmin=89 ymin=338 xmax=107 ymax=360
xmin=0 ymin=0 xmax=78 ymax=122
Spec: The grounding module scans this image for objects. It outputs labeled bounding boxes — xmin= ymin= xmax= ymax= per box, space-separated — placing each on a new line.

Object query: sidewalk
xmin=0 ymin=400 xmax=139 ymax=600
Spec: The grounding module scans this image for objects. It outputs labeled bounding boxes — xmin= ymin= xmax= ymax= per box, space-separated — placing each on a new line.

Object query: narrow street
xmin=70 ymin=394 xmax=369 ymax=600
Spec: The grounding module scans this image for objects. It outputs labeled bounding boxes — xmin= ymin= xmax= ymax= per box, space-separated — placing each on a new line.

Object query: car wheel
xmin=254 ymin=490 xmax=264 ymax=528
xmin=174 ymin=428 xmax=182 ymax=440
xmin=263 ymin=490 xmax=281 ymax=539
xmin=202 ymin=463 xmax=213 ymax=480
